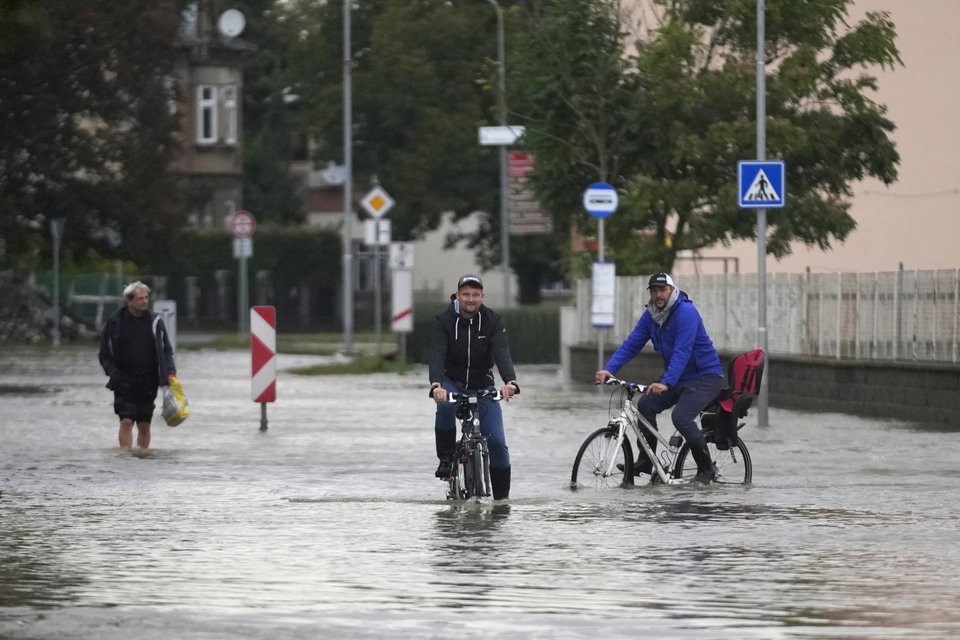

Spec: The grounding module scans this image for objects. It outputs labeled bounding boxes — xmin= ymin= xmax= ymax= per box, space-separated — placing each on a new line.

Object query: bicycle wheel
xmin=570 ymin=426 xmax=634 ymax=490
xmin=674 ymin=436 xmax=752 ymax=485
xmin=447 ymin=449 xmax=468 ymax=500
xmin=480 ymin=446 xmax=492 ymax=498
xmin=471 ymin=448 xmax=488 ymax=500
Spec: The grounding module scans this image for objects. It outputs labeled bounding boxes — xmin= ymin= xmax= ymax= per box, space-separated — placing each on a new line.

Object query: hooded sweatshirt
xmin=428 ymin=300 xmax=516 ymax=390
xmin=604 ymin=290 xmax=722 ymax=387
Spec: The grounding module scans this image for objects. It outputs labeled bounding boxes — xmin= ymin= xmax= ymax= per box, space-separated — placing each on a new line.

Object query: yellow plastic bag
xmin=162 ymin=375 xmax=190 ymax=427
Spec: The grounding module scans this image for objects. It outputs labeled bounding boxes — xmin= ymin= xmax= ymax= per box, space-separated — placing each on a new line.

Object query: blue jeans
xmin=637 ymin=375 xmax=723 ymax=441
xmin=434 ymin=377 xmax=510 ymax=470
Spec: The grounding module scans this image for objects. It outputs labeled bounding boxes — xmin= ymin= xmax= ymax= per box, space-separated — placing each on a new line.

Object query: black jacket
xmin=99 ymin=306 xmax=176 ymax=390
xmin=428 ymin=300 xmax=516 ymax=390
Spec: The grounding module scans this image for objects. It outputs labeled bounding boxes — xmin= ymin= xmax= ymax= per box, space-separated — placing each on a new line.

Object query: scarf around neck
xmin=647 ymin=287 xmax=680 ymax=326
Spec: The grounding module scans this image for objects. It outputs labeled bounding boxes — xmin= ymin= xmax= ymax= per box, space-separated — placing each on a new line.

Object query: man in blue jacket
xmin=595 ymin=273 xmax=723 ymax=483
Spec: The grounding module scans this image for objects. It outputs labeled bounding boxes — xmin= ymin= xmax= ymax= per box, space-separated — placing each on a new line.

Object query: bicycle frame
xmin=445 ymin=389 xmax=501 ymax=501
xmin=602 ymin=380 xmax=688 ymax=485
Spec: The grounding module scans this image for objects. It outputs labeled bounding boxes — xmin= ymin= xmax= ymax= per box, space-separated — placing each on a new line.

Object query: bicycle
xmin=440 ymin=388 xmax=504 ymax=502
xmin=570 ymin=377 xmax=754 ymax=489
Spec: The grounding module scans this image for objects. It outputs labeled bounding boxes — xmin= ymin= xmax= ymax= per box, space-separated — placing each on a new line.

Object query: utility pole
xmin=341 ymin=0 xmax=355 ymax=355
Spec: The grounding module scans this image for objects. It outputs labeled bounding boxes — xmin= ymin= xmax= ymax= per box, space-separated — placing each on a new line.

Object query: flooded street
xmin=2 ymin=344 xmax=959 ymax=639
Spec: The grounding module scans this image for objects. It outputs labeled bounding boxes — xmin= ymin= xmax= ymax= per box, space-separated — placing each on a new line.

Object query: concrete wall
xmin=567 ymin=345 xmax=960 ymax=426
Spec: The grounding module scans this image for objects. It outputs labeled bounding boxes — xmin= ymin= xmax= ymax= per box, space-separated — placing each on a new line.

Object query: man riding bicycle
xmin=595 ymin=273 xmax=723 ymax=483
xmin=428 ymin=274 xmax=519 ymax=499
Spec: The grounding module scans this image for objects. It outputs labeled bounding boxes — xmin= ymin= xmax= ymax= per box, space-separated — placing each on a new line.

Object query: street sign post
xmin=389 ymin=242 xmax=414 ymax=364
xmin=361 ymin=186 xmax=395 ymax=356
xmin=583 ymin=182 xmax=619 ymax=371
xmin=229 ymin=210 xmax=256 ymax=335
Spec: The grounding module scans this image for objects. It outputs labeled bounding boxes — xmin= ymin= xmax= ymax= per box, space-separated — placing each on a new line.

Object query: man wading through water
xmin=99 ymin=281 xmax=176 ymax=449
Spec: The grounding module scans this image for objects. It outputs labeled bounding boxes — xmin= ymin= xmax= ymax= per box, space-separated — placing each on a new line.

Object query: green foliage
xmin=283 ymin=0 xmax=499 ymax=241
xmin=508 ymin=0 xmax=643 ymax=286
xmin=511 ymin=0 xmax=901 ymax=274
xmin=240 ymin=0 xmax=306 ymax=224
xmin=0 ymin=1 xmax=187 ymax=269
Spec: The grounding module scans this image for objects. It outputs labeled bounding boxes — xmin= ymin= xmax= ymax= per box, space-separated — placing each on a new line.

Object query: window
xmin=196 ymin=85 xmax=217 ymax=145
xmin=222 ymin=85 xmax=237 ymax=145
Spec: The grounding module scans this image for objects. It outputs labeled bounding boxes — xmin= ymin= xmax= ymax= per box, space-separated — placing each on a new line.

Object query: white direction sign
xmin=389 ymin=242 xmax=415 ymax=270
xmin=738 ymin=161 xmax=786 ymax=208
xmin=360 ymin=186 xmax=395 ymax=218
xmin=232 ymin=237 xmax=252 ymax=258
xmin=591 ymin=261 xmax=616 ymax=327
xmin=583 ymin=183 xmax=618 ymax=218
xmin=363 ymin=218 xmax=391 ymax=246
xmin=478 ymin=125 xmax=526 ymax=146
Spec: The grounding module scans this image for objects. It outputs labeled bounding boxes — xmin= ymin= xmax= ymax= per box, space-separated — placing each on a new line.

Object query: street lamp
xmin=342 ymin=0 xmax=355 ymax=355
xmin=485 ymin=0 xmax=511 ymax=306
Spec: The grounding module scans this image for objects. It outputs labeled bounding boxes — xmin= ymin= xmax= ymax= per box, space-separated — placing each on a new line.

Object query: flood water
xmin=1 ymin=344 xmax=959 ymax=639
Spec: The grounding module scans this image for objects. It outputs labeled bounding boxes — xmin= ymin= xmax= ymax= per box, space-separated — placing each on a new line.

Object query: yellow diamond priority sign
xmin=360 ymin=186 xmax=395 ymax=219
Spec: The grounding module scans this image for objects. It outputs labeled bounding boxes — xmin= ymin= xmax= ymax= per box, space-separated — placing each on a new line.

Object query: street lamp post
xmin=755 ymin=0 xmax=769 ymax=426
xmin=342 ymin=0 xmax=355 ymax=355
xmin=486 ymin=0 xmax=511 ymax=307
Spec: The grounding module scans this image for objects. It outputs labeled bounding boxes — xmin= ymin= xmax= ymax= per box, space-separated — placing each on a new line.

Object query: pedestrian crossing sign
xmin=738 ymin=160 xmax=785 ymax=208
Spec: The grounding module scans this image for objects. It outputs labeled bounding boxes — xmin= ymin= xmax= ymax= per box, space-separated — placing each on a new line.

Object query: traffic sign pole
xmin=583 ymin=183 xmax=619 ymax=372
xmin=229 ymin=210 xmax=256 ymax=338
xmin=251 ymin=306 xmax=277 ymax=432
xmin=361 ymin=186 xmax=395 ymax=359
xmin=756 ymin=0 xmax=769 ymax=426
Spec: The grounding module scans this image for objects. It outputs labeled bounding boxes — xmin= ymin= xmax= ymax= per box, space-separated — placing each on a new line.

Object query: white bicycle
xmin=570 ymin=376 xmax=753 ymax=489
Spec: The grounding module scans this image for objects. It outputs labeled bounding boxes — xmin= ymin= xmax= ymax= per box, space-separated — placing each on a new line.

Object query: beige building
xmin=687 ymin=0 xmax=960 ymax=276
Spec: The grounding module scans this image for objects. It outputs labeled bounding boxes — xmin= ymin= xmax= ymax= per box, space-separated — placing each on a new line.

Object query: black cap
xmin=647 ymin=272 xmax=675 ymax=289
xmin=457 ymin=274 xmax=483 ymax=290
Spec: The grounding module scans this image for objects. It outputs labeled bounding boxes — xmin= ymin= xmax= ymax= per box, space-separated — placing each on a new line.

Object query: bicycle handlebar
xmin=594 ymin=376 xmax=646 ymax=394
xmin=446 ymin=388 xmax=504 ymax=403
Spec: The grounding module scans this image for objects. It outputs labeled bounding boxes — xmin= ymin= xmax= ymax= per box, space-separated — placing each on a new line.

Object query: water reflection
xmin=3 ymin=346 xmax=960 ymax=639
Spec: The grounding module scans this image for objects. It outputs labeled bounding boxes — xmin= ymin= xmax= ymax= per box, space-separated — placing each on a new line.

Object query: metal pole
xmin=597 ymin=217 xmax=605 ymax=371
xmin=238 ymin=251 xmax=249 ymax=336
xmin=50 ymin=218 xmax=65 ymax=347
xmin=374 ymin=221 xmax=382 ymax=357
xmin=755 ymin=0 xmax=769 ymax=426
xmin=488 ymin=0 xmax=511 ymax=306
xmin=342 ymin=0 xmax=355 ymax=355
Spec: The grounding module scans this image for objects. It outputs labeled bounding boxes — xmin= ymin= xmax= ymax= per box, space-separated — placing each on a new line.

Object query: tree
xmin=239 ymin=0 xmax=305 ymax=224
xmin=281 ymin=0 xmax=500 ymax=245
xmin=512 ymin=0 xmax=901 ymax=275
xmin=0 ymin=1 xmax=187 ymax=269
xmin=509 ymin=0 xmax=643 ymax=293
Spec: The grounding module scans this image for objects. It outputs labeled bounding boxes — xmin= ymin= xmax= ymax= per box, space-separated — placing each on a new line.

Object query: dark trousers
xmin=434 ymin=377 xmax=510 ymax=470
xmin=636 ymin=375 xmax=723 ymax=441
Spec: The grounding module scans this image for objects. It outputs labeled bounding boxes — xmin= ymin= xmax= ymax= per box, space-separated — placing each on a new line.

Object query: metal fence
xmin=572 ymin=269 xmax=960 ymax=363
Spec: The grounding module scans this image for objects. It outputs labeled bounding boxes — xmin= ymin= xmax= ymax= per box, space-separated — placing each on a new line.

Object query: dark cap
xmin=457 ymin=274 xmax=483 ymax=290
xmin=647 ymin=272 xmax=675 ymax=289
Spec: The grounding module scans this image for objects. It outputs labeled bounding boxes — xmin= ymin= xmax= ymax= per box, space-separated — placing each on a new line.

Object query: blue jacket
xmin=604 ymin=291 xmax=722 ymax=386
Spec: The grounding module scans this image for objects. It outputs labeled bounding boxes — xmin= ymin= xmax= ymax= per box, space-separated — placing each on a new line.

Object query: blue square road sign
xmin=738 ymin=161 xmax=785 ymax=208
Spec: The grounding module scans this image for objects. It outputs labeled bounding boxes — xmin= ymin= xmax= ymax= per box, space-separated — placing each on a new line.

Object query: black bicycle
xmin=442 ymin=389 xmax=503 ymax=502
